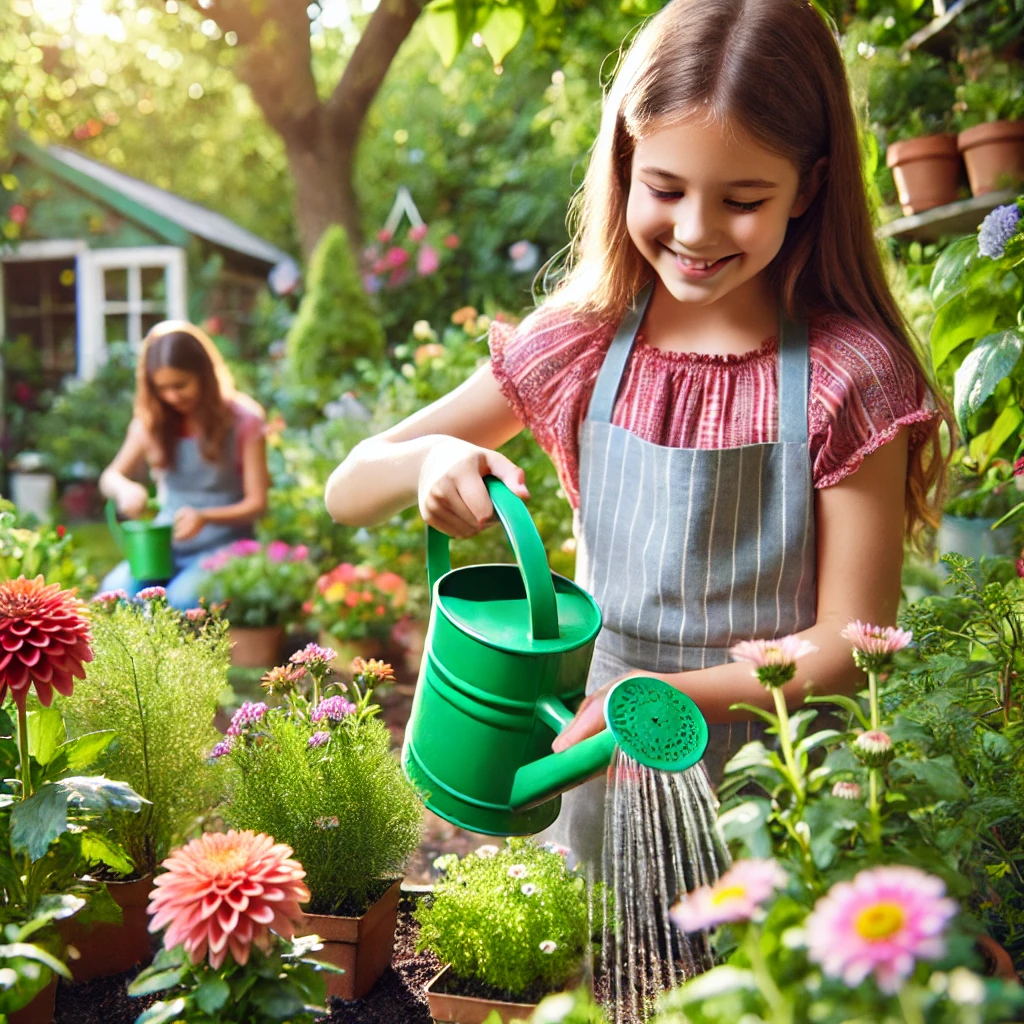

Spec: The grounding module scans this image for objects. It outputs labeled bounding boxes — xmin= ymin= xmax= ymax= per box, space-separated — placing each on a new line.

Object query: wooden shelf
xmin=876 ymin=189 xmax=1018 ymax=243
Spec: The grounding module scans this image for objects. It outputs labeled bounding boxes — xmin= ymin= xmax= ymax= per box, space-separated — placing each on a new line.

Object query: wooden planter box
xmin=295 ymin=879 xmax=402 ymax=1000
xmin=424 ymin=965 xmax=538 ymax=1024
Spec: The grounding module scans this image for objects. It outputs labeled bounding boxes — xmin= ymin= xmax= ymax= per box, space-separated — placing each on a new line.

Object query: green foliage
xmin=415 ymin=839 xmax=597 ymax=998
xmin=60 ymin=599 xmax=229 ymax=876
xmin=286 ymin=224 xmax=385 ymax=409
xmin=0 ymin=900 xmax=77 ymax=1016
xmin=858 ymin=46 xmax=957 ymax=143
xmin=219 ymin=667 xmax=422 ymax=916
xmin=954 ymin=61 xmax=1024 ymax=131
xmin=202 ymin=541 xmax=317 ymax=629
xmin=27 ymin=342 xmax=135 ymax=481
xmin=523 ymin=987 xmax=608 ymax=1023
xmin=0 ymin=501 xmax=91 ymax=592
xmin=128 ymin=935 xmax=332 ymax=1024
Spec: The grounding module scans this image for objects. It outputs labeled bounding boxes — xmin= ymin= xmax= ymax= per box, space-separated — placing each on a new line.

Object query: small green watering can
xmin=402 ymin=477 xmax=709 ymax=837
xmin=106 ymin=499 xmax=174 ymax=584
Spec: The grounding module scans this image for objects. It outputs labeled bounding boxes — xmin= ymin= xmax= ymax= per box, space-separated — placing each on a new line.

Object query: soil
xmin=430 ymin=965 xmax=549 ymax=1008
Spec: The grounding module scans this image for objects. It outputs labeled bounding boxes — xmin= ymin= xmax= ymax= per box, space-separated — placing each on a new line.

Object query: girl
xmin=100 ymin=321 xmax=270 ymax=610
xmin=325 ymin=0 xmax=947 ymax=869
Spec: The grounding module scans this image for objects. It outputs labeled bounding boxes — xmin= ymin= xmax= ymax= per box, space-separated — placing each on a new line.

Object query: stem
xmin=896 ymin=985 xmax=925 ymax=1024
xmin=868 ymin=768 xmax=882 ymax=851
xmin=746 ymin=926 xmax=792 ymax=1024
xmin=16 ymin=701 xmax=32 ymax=801
xmin=868 ymin=670 xmax=880 ymax=730
xmin=771 ymin=686 xmax=804 ymax=803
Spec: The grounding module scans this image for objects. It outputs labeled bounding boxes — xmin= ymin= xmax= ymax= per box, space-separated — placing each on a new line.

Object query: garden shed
xmin=0 ymin=136 xmax=290 ymax=390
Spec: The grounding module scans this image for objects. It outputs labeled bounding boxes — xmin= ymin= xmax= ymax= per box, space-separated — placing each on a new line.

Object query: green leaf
xmin=796 ymin=729 xmax=842 ymax=756
xmin=0 ymin=942 xmax=71 ymax=979
xmin=250 ymin=980 xmax=306 ymax=1017
xmin=929 ymin=235 xmax=978 ymax=310
xmin=79 ymin=831 xmax=133 ymax=876
xmin=893 ymin=754 xmax=968 ymax=802
xmin=728 ymin=702 xmax=780 ymax=727
xmin=967 ymin=403 xmax=1024 ymax=469
xmin=422 ymin=0 xmax=464 ymax=67
xmin=128 ymin=967 xmax=187 ymax=997
xmin=805 ymin=694 xmax=868 ymax=730
xmin=536 ymin=0 xmax=556 ymax=13
xmin=46 ymin=731 xmax=116 ymax=777
xmin=717 ymin=798 xmax=772 ymax=858
xmin=57 ymin=775 xmax=147 ymax=813
xmin=953 ymin=329 xmax=1024 ymax=432
xmin=479 ymin=4 xmax=525 ymax=65
xmin=26 ymin=705 xmax=64 ymax=766
xmin=134 ymin=997 xmax=188 ymax=1023
xmin=195 ymin=976 xmax=230 ymax=1013
xmin=930 ymin=295 xmax=999 ymax=371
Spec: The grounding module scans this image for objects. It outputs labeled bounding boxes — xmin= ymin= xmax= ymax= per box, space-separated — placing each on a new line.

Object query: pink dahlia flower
xmin=841 ymin=621 xmax=913 ymax=672
xmin=671 ymin=859 xmax=787 ymax=933
xmin=148 ymin=830 xmax=309 ymax=969
xmin=730 ymin=635 xmax=818 ymax=688
xmin=806 ymin=866 xmax=957 ymax=994
xmin=0 ymin=576 xmax=93 ymax=707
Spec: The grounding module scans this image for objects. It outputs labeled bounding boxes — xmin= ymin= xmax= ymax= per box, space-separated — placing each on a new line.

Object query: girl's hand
xmin=117 ymin=481 xmax=150 ymax=519
xmin=551 ymin=680 xmax=618 ymax=752
xmin=173 ymin=506 xmax=206 ymax=541
xmin=418 ymin=438 xmax=529 ymax=539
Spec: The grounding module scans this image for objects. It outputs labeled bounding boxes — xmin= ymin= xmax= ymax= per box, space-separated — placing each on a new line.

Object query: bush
xmin=415 ymin=838 xmax=598 ymax=998
xmin=0 ymin=500 xmax=91 ymax=592
xmin=61 ymin=595 xmax=230 ymax=876
xmin=286 ymin=224 xmax=385 ymax=408
xmin=218 ymin=654 xmax=423 ymax=915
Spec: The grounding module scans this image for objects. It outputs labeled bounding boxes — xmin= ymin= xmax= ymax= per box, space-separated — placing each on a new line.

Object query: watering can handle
xmin=105 ymin=500 xmax=126 ymax=554
xmin=426 ymin=476 xmax=560 ymax=641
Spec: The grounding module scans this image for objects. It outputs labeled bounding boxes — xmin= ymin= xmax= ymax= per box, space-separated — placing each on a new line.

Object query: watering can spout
xmin=509 ymin=677 xmax=709 ymax=812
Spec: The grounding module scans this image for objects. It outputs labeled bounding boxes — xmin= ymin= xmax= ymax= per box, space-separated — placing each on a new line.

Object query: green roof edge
xmin=13 ymin=136 xmax=192 ymax=248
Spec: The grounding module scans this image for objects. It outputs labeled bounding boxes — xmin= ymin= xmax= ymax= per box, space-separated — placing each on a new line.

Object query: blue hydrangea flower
xmin=978 ymin=204 xmax=1021 ymax=259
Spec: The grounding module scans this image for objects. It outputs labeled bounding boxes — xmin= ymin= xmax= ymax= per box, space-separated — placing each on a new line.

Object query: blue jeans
xmin=100 ymin=548 xmax=222 ymax=611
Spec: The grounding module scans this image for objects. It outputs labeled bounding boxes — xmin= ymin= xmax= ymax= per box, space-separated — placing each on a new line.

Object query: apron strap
xmin=585 ymin=282 xmax=655 ymax=424
xmin=777 ymin=308 xmax=810 ymax=445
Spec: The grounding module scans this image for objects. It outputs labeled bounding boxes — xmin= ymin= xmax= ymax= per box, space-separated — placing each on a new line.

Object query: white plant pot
xmin=9 ymin=471 xmax=56 ymax=522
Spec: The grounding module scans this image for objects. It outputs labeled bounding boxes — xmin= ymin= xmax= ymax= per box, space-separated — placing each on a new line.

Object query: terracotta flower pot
xmin=228 ymin=625 xmax=285 ymax=668
xmin=294 ymin=880 xmax=401 ymax=1000
xmin=977 ymin=932 xmax=1019 ymax=983
xmin=958 ymin=120 xmax=1024 ymax=196
xmin=8 ymin=978 xmax=57 ymax=1024
xmin=886 ymin=133 xmax=961 ymax=214
xmin=59 ymin=876 xmax=155 ymax=984
xmin=424 ymin=965 xmax=538 ymax=1024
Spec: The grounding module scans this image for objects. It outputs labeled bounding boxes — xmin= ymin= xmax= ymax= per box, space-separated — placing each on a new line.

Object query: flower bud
xmin=831 ymin=780 xmax=863 ymax=800
xmin=852 ymin=729 xmax=894 ymax=767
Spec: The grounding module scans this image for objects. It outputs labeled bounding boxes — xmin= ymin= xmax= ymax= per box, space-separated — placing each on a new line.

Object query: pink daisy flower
xmin=841 ymin=621 xmax=913 ymax=672
xmin=806 ymin=866 xmax=957 ymax=994
xmin=729 ymin=635 xmax=818 ymax=688
xmin=671 ymin=859 xmax=787 ymax=933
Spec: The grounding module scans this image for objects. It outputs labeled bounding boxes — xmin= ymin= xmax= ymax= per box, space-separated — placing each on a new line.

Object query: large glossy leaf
xmin=26 ymin=705 xmax=64 ymax=766
xmin=422 ymin=0 xmax=466 ymax=67
xmin=953 ymin=329 xmax=1024 ymax=432
xmin=195 ymin=977 xmax=230 ymax=1014
xmin=931 ymin=295 xmax=1000 ymax=372
xmin=717 ymin=798 xmax=772 ymax=859
xmin=967 ymin=404 xmax=1024 ymax=469
xmin=0 ymin=942 xmax=71 ymax=979
xmin=892 ymin=754 xmax=968 ymax=802
xmin=129 ymin=967 xmax=187 ymax=997
xmin=479 ymin=5 xmax=525 ymax=65
xmin=929 ymin=235 xmax=978 ymax=310
xmin=135 ymin=998 xmax=188 ymax=1024
xmin=80 ymin=831 xmax=133 ymax=876
xmin=41 ymin=731 xmax=117 ymax=783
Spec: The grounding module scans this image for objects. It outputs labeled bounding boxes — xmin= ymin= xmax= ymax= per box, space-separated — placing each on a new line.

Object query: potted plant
xmin=866 ymin=48 xmax=960 ymax=214
xmin=415 ymin=839 xmax=600 ymax=1024
xmin=0 ymin=575 xmax=147 ymax=1020
xmin=6 ymin=452 xmax=56 ymax=524
xmin=130 ymin=829 xmax=337 ymax=1023
xmin=308 ymin=561 xmax=409 ymax=666
xmin=215 ymin=648 xmax=423 ymax=999
xmin=0 ymin=499 xmax=91 ymax=593
xmin=202 ymin=539 xmax=316 ymax=667
xmin=954 ymin=61 xmax=1024 ymax=196
xmin=60 ymin=590 xmax=231 ymax=982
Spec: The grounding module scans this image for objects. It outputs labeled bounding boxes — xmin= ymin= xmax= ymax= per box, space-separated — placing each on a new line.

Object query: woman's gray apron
xmin=154 ymin=426 xmax=252 ymax=558
xmin=543 ymin=284 xmax=817 ymax=868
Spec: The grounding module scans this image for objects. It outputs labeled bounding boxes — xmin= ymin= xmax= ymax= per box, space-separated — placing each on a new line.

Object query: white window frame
xmin=77 ymin=246 xmax=187 ymax=379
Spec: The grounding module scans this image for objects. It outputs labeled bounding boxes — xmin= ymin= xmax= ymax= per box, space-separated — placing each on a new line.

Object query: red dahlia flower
xmin=0 ymin=575 xmax=92 ymax=707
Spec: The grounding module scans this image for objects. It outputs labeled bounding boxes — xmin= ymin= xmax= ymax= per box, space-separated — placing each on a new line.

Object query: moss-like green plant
xmin=286 ymin=224 xmax=385 ymax=405
xmin=415 ymin=838 xmax=600 ymax=998
xmin=218 ymin=656 xmax=423 ymax=916
xmin=61 ymin=596 xmax=229 ymax=877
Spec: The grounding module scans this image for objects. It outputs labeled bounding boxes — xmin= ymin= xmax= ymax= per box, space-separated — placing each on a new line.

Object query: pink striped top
xmin=489 ymin=305 xmax=935 ymax=509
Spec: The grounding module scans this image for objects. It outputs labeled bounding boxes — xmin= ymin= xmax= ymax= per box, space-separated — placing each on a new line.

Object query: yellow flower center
xmin=854 ymin=902 xmax=905 ymax=941
xmin=711 ymin=884 xmax=747 ymax=906
xmin=205 ymin=847 xmax=249 ymax=878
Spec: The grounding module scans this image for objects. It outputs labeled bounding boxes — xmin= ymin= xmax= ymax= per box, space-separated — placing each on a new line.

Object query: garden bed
xmin=54 ymin=891 xmax=443 ymax=1024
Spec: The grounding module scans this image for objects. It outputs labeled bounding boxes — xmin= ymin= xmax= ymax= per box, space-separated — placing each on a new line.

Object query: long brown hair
xmin=134 ymin=321 xmax=238 ymax=470
xmin=550 ymin=0 xmax=951 ymax=540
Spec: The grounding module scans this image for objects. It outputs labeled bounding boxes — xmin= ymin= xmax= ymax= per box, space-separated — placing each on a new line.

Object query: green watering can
xmin=402 ymin=477 xmax=710 ymax=837
xmin=106 ymin=499 xmax=174 ymax=584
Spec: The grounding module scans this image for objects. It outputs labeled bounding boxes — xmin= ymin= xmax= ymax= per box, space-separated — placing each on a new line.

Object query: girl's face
xmin=625 ymin=116 xmax=816 ymax=308
xmin=151 ymin=367 xmax=201 ymax=415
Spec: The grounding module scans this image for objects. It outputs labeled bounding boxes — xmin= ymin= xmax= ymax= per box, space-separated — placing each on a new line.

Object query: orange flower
xmin=148 ymin=830 xmax=309 ymax=970
xmin=451 ymin=306 xmax=478 ymax=325
xmin=0 ymin=576 xmax=92 ymax=708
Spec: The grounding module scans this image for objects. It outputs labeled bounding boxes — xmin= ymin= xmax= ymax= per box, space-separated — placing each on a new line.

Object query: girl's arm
xmin=99 ymin=424 xmax=150 ymax=518
xmin=325 ymin=363 xmax=528 ymax=534
xmin=553 ymin=430 xmax=909 ymax=749
xmin=174 ymin=432 xmax=270 ymax=539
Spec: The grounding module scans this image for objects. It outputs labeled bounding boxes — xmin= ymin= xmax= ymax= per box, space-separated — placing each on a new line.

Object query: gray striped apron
xmin=542 ymin=284 xmax=817 ymax=867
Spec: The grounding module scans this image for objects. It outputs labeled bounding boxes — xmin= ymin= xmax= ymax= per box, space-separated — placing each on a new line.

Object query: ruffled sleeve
xmin=489 ymin=306 xmax=614 ymax=506
xmin=808 ymin=316 xmax=937 ymax=488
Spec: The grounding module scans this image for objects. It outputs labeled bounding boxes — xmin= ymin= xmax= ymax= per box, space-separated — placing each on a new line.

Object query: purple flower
xmin=136 ymin=586 xmax=167 ymax=602
xmin=979 ymin=203 xmax=1021 ymax=259
xmin=290 ymin=642 xmax=337 ymax=668
xmin=226 ymin=701 xmax=268 ymax=736
xmin=210 ymin=739 xmax=234 ymax=759
xmin=308 ymin=731 xmax=330 ymax=748
xmin=92 ymin=589 xmax=129 ymax=604
xmin=311 ymin=696 xmax=356 ymax=724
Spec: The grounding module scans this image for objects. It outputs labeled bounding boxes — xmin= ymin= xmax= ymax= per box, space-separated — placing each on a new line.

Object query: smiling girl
xmin=325 ymin=0 xmax=948 ymax=862
xmin=99 ymin=321 xmax=269 ymax=609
